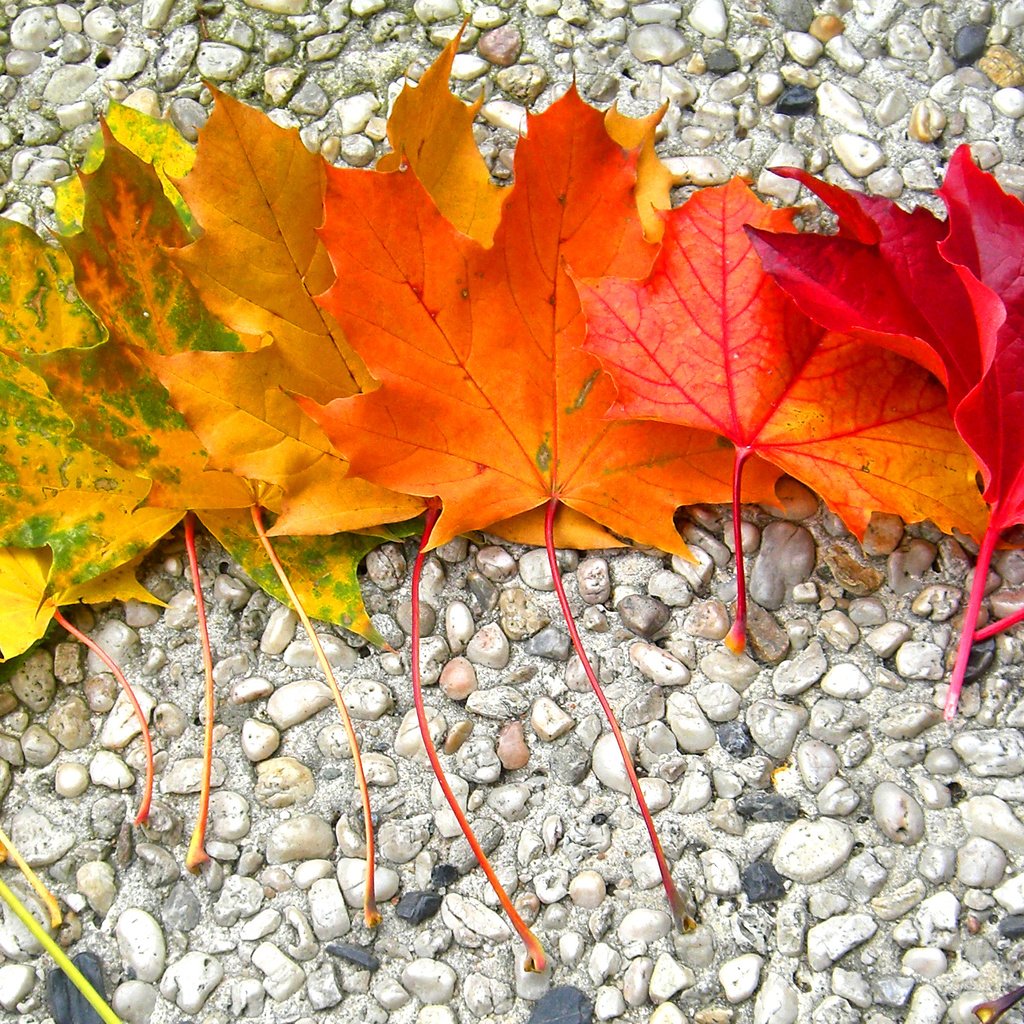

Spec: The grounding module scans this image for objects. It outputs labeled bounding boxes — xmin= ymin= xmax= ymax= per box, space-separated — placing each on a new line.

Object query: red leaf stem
xmin=725 ymin=447 xmax=751 ymax=654
xmin=54 ymin=608 xmax=153 ymax=825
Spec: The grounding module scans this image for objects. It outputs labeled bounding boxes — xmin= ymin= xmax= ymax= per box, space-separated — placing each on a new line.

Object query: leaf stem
xmin=945 ymin=516 xmax=1001 ymax=720
xmin=0 ymin=825 xmax=61 ymax=928
xmin=250 ymin=505 xmax=380 ymax=927
xmin=0 ymin=872 xmax=123 ymax=1024
xmin=53 ymin=608 xmax=153 ymax=825
xmin=725 ymin=447 xmax=751 ymax=654
xmin=412 ymin=499 xmax=547 ymax=972
xmin=973 ymin=983 xmax=1024 ymax=1024
xmin=544 ymin=497 xmax=695 ymax=933
xmin=184 ymin=513 xmax=215 ymax=872
xmin=974 ymin=607 xmax=1024 ymax=642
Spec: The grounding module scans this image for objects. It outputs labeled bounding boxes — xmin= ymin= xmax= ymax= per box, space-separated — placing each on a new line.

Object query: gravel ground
xmin=3 ymin=1 xmax=1024 ymax=1023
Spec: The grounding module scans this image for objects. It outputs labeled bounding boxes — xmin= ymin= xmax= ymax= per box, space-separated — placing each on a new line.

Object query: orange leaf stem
xmin=53 ymin=608 xmax=153 ymax=825
xmin=945 ymin=516 xmax=1001 ymax=720
xmin=973 ymin=983 xmax=1024 ymax=1023
xmin=544 ymin=497 xmax=694 ymax=933
xmin=250 ymin=504 xmax=380 ymax=927
xmin=184 ymin=513 xmax=215 ymax=872
xmin=412 ymin=500 xmax=547 ymax=972
xmin=974 ymin=607 xmax=1024 ymax=642
xmin=725 ymin=447 xmax=751 ymax=654
xmin=0 ymin=824 xmax=62 ymax=928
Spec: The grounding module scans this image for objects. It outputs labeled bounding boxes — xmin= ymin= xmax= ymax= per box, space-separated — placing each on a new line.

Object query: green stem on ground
xmin=945 ymin=517 xmax=1001 ymax=720
xmin=0 ymin=824 xmax=61 ymax=928
xmin=250 ymin=504 xmax=380 ymax=927
xmin=412 ymin=499 xmax=547 ymax=971
xmin=53 ymin=608 xmax=153 ymax=825
xmin=544 ymin=497 xmax=695 ymax=933
xmin=0 ymin=872 xmax=123 ymax=1024
xmin=184 ymin=513 xmax=216 ymax=872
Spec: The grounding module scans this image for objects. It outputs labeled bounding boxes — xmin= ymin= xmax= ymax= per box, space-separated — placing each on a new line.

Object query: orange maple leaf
xmin=301 ymin=88 xmax=779 ymax=555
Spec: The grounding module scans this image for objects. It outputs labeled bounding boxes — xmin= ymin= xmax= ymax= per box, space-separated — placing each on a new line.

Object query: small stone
xmin=667 ymin=692 xmax=715 ymax=752
xmin=807 ymin=914 xmax=877 ymax=970
xmin=115 ymin=909 xmax=166 ymax=983
xmin=396 ymin=890 xmax=443 ymax=925
xmin=159 ymin=952 xmax=223 ymax=1013
xmin=742 ymin=860 xmax=787 ymax=903
xmin=254 ymin=757 xmax=315 ymax=807
xmin=0 ymin=963 xmax=35 ymax=1011
xmin=873 ymin=782 xmax=924 ymax=844
xmin=749 ymin=522 xmax=815 ymax=609
xmin=78 ymin=861 xmax=117 ymax=916
xmin=820 ymin=663 xmax=871 ymax=700
xmin=466 ymin=623 xmax=510 ymax=668
xmin=266 ymin=814 xmax=335 ymax=864
xmin=241 ymin=720 xmax=280 ymax=761
xmin=833 ymin=134 xmax=885 ymax=177
xmin=628 ymin=25 xmax=688 ymax=63
xmin=783 ymin=31 xmax=824 ymax=65
xmin=592 ymin=732 xmax=636 ymax=794
xmin=11 ymin=8 xmax=61 ymax=50
xmin=11 ymin=808 xmax=74 ymax=867
xmin=402 ymin=958 xmax=457 ymax=1003
xmin=773 ymin=818 xmax=854 ymax=883
xmin=719 ymin=953 xmax=763 ymax=1003
xmin=753 ymin=974 xmax=799 ymax=1024
xmin=442 ymin=892 xmax=512 ymax=946
xmin=736 ymin=792 xmax=799 ymax=822
xmin=688 ymin=0 xmax=728 ymax=39
xmin=197 ymin=41 xmax=248 ymax=81
xmin=55 ymin=762 xmax=89 ymax=798
xmin=252 ymin=942 xmax=305 ymax=1001
xmin=337 ymin=859 xmax=399 ymax=907
xmin=994 ymin=86 xmax=1024 ymax=117
xmin=617 ymin=595 xmax=670 ymax=638
xmin=895 ymin=641 xmax=944 ymax=680
xmin=747 ymin=700 xmax=807 ymax=758
xmin=958 ymin=837 xmax=1006 ymax=888
xmin=954 ymin=24 xmax=990 ymax=66
xmin=981 ymin=44 xmax=1024 ymax=87
xmin=479 ymin=24 xmax=522 ymax=65
xmin=909 ymin=99 xmax=947 ymax=143
xmin=90 ymin=750 xmax=134 ymax=790
xmin=326 ymin=943 xmax=380 ymax=971
xmin=528 ymin=986 xmax=593 ymax=1024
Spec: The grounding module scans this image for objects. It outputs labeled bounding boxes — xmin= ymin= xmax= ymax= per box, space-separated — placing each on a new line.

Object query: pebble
xmin=266 ymin=814 xmax=335 ymax=863
xmin=773 ymin=818 xmax=854 ymax=882
xmin=89 ymin=749 xmax=135 ymax=790
xmin=954 ymin=23 xmax=989 ymax=66
xmin=308 ymin=878 xmax=350 ymax=940
xmin=833 ymin=134 xmax=885 ymax=177
xmin=241 ymin=719 xmax=280 ymax=761
xmin=115 ymin=908 xmax=166 ymax=983
xmin=666 ymin=692 xmax=715 ymax=752
xmin=252 ymin=942 xmax=305 ymax=1001
xmin=159 ymin=952 xmax=223 ymax=1013
xmin=617 ymin=595 xmax=670 ymax=638
xmin=337 ymin=859 xmax=399 ymax=907
xmin=528 ymin=986 xmax=592 ymax=1024
xmin=628 ymin=25 xmax=688 ymax=64
xmin=807 ymin=913 xmax=877 ymax=969
xmin=11 ymin=808 xmax=74 ymax=867
xmin=773 ymin=642 xmax=827 ymax=695
xmin=753 ymin=973 xmax=799 ymax=1024
xmin=54 ymin=761 xmax=89 ymax=797
xmin=591 ymin=732 xmax=635 ymax=794
xmin=466 ymin=623 xmax=510 ymax=668
xmin=441 ymin=892 xmax=512 ymax=946
xmin=749 ymin=523 xmax=816 ymax=609
xmin=11 ymin=8 xmax=61 ymax=50
xmin=776 ymin=84 xmax=816 ymax=115
xmin=953 ymin=729 xmax=1024 ymax=775
xmin=746 ymin=699 xmax=808 ymax=758
xmin=689 ymin=0 xmax=728 ymax=39
xmin=396 ymin=890 xmax=442 ymax=925
xmin=532 ymin=697 xmax=575 ymax=741
xmin=0 ymin=963 xmax=35 ymax=1010
xmin=894 ymin=641 xmax=944 ymax=680
xmin=254 ymin=757 xmax=315 ymax=807
xmin=873 ymin=782 xmax=925 ymax=843
xmin=402 ymin=958 xmax=457 ymax=1003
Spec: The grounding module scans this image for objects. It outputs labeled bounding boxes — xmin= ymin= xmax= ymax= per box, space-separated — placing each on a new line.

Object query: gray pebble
xmin=807 ymin=913 xmax=877 ymax=970
xmin=617 ymin=594 xmax=671 ymax=638
xmin=773 ymin=818 xmax=854 ymax=882
xmin=155 ymin=24 xmax=200 ymax=90
xmin=747 ymin=699 xmax=808 ymax=758
xmin=749 ymin=522 xmax=816 ymax=610
xmin=957 ymin=837 xmax=1006 ymax=888
xmin=159 ymin=952 xmax=223 ymax=1013
xmin=772 ymin=641 xmax=827 ymax=695
xmin=873 ymin=781 xmax=925 ymax=844
xmin=115 ymin=908 xmax=166 ymax=983
xmin=11 ymin=8 xmax=61 ymax=50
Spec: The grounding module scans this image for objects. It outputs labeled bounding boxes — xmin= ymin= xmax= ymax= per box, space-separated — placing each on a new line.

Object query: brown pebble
xmin=980 ymin=45 xmax=1024 ymax=88
xmin=514 ymin=891 xmax=541 ymax=924
xmin=824 ymin=545 xmax=884 ymax=595
xmin=444 ymin=719 xmax=474 ymax=754
xmin=767 ymin=475 xmax=819 ymax=521
xmin=861 ymin=512 xmax=904 ymax=557
xmin=478 ymin=24 xmax=522 ymax=66
xmin=809 ymin=14 xmax=844 ymax=41
xmin=496 ymin=720 xmax=530 ymax=770
xmin=744 ymin=603 xmax=791 ymax=665
xmin=439 ymin=657 xmax=478 ymax=701
xmin=908 ymin=98 xmax=946 ymax=142
xmin=0 ymin=691 xmax=17 ymax=717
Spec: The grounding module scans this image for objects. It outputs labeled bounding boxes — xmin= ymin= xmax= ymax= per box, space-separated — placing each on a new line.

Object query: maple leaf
xmin=748 ymin=146 xmax=1022 ymax=718
xmin=150 ymin=87 xmax=422 ymax=537
xmin=578 ymin=179 xmax=988 ymax=648
xmin=303 ymin=89 xmax=777 ymax=555
xmin=52 ymin=102 xmax=196 ymax=236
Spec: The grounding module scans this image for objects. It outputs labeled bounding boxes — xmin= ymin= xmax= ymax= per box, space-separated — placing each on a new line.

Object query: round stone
xmin=772 ymin=819 xmax=854 ymax=883
xmin=115 ymin=908 xmax=166 ymax=983
xmin=872 ymin=781 xmax=924 ymax=844
xmin=11 ymin=8 xmax=62 ymax=50
xmin=628 ymin=25 xmax=689 ymax=64
xmin=266 ymin=814 xmax=335 ymax=864
xmin=54 ymin=761 xmax=89 ymax=797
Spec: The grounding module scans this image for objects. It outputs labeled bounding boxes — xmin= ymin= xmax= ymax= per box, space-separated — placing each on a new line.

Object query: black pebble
xmin=528 ymin=986 xmax=594 ymax=1024
xmin=964 ymin=638 xmax=995 ymax=684
xmin=741 ymin=859 xmax=787 ymax=903
xmin=736 ymin=791 xmax=800 ymax=822
xmin=953 ymin=23 xmax=989 ymax=66
xmin=706 ymin=49 xmax=740 ymax=73
xmin=325 ymin=943 xmax=381 ymax=972
xmin=776 ymin=84 xmax=816 ymax=116
xmin=999 ymin=915 xmax=1024 ymax=939
xmin=395 ymin=890 xmax=442 ymax=924
xmin=47 ymin=951 xmax=107 ymax=1024
xmin=717 ymin=721 xmax=754 ymax=758
xmin=430 ymin=863 xmax=459 ymax=889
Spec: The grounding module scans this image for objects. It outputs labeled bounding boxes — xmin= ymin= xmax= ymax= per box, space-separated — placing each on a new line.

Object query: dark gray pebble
xmin=736 ymin=792 xmax=800 ymax=822
xmin=528 ymin=985 xmax=594 ymax=1024
xmin=706 ymin=49 xmax=740 ymax=73
xmin=953 ymin=23 xmax=989 ymax=66
xmin=430 ymin=863 xmax=459 ymax=889
xmin=326 ymin=943 xmax=381 ymax=971
xmin=776 ymin=84 xmax=817 ymax=116
xmin=717 ymin=721 xmax=754 ymax=758
xmin=741 ymin=859 xmax=787 ymax=903
xmin=48 ymin=951 xmax=107 ymax=1024
xmin=395 ymin=891 xmax=442 ymax=925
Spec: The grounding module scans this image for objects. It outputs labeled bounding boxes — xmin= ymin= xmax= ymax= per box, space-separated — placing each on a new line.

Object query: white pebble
xmin=251 ymin=942 xmax=305 ymax=1001
xmin=873 ymin=781 xmax=924 ymax=844
xmin=241 ymin=720 xmax=280 ymax=761
xmin=115 ymin=909 xmax=166 ymax=983
xmin=531 ymin=697 xmax=575 ymax=741
xmin=832 ymin=134 xmax=885 ymax=177
xmin=569 ymin=870 xmax=606 ymax=908
xmin=402 ymin=959 xmax=457 ymax=1003
xmin=719 ymin=953 xmax=763 ymax=1003
xmin=820 ymin=663 xmax=872 ymax=699
xmin=55 ymin=762 xmax=89 ymax=797
xmin=688 ymin=0 xmax=727 ymax=38
xmin=89 ymin=750 xmax=134 ymax=790
xmin=159 ymin=952 xmax=223 ymax=1013
xmin=336 ymin=858 xmax=399 ymax=907
xmin=592 ymin=731 xmax=636 ymax=794
xmin=773 ymin=818 xmax=854 ymax=882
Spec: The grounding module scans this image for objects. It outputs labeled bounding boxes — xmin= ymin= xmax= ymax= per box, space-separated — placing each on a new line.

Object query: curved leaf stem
xmin=0 ymin=824 xmax=61 ymax=928
xmin=945 ymin=517 xmax=1001 ymax=720
xmin=544 ymin=497 xmax=694 ymax=933
xmin=0 ymin=872 xmax=123 ymax=1024
xmin=412 ymin=499 xmax=547 ymax=972
xmin=250 ymin=505 xmax=380 ymax=927
xmin=53 ymin=608 xmax=153 ymax=825
xmin=974 ymin=607 xmax=1024 ymax=642
xmin=184 ymin=513 xmax=215 ymax=872
xmin=725 ymin=447 xmax=751 ymax=655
